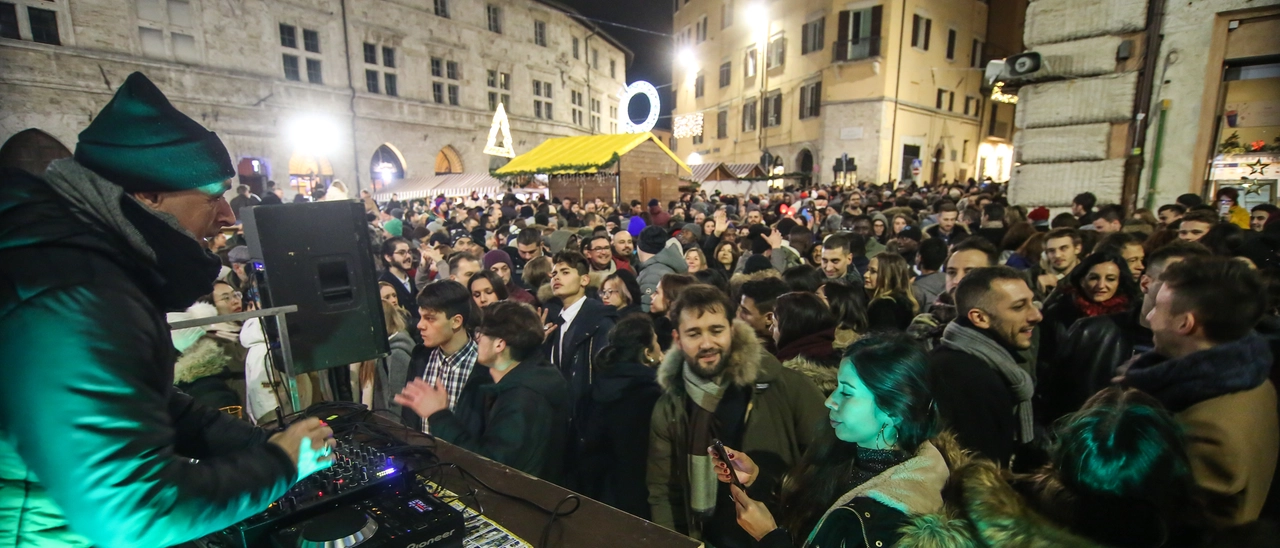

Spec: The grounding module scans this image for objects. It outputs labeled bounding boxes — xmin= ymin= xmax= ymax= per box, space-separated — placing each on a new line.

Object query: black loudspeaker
xmin=242 ymin=201 xmax=388 ymax=375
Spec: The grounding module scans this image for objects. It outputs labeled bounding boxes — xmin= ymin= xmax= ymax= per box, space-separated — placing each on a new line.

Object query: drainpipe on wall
xmin=888 ymin=0 xmax=908 ymax=188
xmin=1121 ymin=0 xmax=1167 ymax=212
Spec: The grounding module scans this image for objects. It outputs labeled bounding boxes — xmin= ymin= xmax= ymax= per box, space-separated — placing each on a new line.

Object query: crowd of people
xmin=198 ymin=175 xmax=1280 ymax=547
xmin=3 ymin=72 xmax=1278 ymax=547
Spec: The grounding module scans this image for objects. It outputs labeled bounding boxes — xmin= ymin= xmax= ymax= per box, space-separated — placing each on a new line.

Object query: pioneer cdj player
xmin=204 ymin=436 xmax=463 ymax=548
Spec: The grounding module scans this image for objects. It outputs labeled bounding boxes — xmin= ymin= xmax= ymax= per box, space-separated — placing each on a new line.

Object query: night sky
xmin=561 ymin=0 xmax=674 ymax=129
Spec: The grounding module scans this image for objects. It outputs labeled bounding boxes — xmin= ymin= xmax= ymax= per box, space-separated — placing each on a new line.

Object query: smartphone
xmin=711 ymin=438 xmax=746 ymax=491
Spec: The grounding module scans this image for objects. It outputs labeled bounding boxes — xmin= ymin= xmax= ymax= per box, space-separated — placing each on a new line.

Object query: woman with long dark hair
xmin=711 ymin=241 xmax=740 ymax=279
xmin=572 ymin=315 xmax=664 ymax=519
xmin=863 ymin=253 xmax=918 ymax=331
xmin=772 ymin=292 xmax=841 ymax=395
xmin=1039 ymin=252 xmax=1139 ymax=361
xmin=467 ymin=269 xmax=509 ymax=308
xmin=819 ymin=280 xmax=869 ymax=350
xmin=713 ymin=334 xmax=950 ymax=548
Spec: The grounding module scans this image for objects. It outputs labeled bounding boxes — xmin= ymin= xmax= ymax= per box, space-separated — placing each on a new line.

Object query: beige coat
xmin=1178 ymin=379 xmax=1279 ymax=526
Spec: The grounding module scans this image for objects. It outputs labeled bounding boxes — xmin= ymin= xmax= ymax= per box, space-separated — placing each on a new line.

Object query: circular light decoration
xmin=618 ymin=81 xmax=660 ymax=134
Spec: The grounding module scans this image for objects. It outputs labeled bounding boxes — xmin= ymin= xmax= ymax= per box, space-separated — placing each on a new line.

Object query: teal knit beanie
xmin=74 ymin=72 xmax=235 ymax=192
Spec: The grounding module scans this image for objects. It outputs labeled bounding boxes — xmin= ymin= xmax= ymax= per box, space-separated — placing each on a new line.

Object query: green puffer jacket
xmin=646 ymin=320 xmax=827 ymax=539
xmin=0 ymin=165 xmax=296 ymax=547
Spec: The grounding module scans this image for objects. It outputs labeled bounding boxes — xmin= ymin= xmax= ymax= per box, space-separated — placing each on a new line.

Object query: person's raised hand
xmin=708 ymin=445 xmax=759 ymax=487
xmin=394 ymin=377 xmax=450 ymax=419
xmin=730 ymin=484 xmax=778 ymax=541
xmin=539 ymin=308 xmax=559 ymax=341
xmin=767 ymin=228 xmax=783 ymax=249
xmin=268 ymin=417 xmax=335 ymax=481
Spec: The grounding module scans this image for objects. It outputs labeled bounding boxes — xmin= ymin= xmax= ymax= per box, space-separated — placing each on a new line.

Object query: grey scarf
xmin=940 ymin=321 xmax=1035 ymax=443
xmin=683 ymin=364 xmax=728 ymax=518
xmin=43 ymin=158 xmax=193 ymax=264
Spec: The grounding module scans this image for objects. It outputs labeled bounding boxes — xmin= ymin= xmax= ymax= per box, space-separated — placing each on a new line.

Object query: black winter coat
xmin=427 ymin=359 xmax=570 ymax=484
xmin=866 ymin=294 xmax=915 ymax=332
xmin=569 ymin=360 xmax=661 ymax=518
xmin=540 ymin=297 xmax=618 ymax=427
xmin=0 ymin=167 xmax=296 ymax=547
xmin=1045 ymin=307 xmax=1151 ymax=422
xmin=928 ymin=344 xmax=1019 ymax=466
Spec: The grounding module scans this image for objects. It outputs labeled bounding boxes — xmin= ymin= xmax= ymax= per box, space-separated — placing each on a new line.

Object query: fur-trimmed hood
xmin=781 ymin=355 xmax=838 ymax=395
xmin=173 ymin=337 xmax=232 ymax=384
xmin=898 ymin=458 xmax=1102 ymax=548
xmin=657 ymin=320 xmax=763 ymax=393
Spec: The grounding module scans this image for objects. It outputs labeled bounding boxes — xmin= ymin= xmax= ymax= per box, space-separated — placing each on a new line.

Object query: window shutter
xmin=813 ymin=81 xmax=821 ymax=117
xmin=924 ymin=19 xmax=932 ymax=50
xmin=870 ymin=6 xmax=882 ymax=55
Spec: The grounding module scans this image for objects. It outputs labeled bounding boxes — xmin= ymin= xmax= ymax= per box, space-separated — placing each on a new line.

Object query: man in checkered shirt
xmin=399 ymin=280 xmax=488 ymax=432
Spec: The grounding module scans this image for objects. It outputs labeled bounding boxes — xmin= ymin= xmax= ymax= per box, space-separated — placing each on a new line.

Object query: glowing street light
xmin=287 ymin=114 xmax=339 ymax=156
xmin=676 ymin=47 xmax=697 ymax=72
xmin=687 ymin=152 xmax=703 ymax=165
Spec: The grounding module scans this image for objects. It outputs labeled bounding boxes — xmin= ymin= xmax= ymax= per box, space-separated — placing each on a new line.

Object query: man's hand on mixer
xmin=269 ymin=417 xmax=336 ymax=480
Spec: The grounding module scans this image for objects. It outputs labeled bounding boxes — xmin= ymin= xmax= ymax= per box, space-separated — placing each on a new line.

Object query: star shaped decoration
xmin=1247 ymin=159 xmax=1271 ymax=176
xmin=1238 ymin=178 xmax=1262 ymax=196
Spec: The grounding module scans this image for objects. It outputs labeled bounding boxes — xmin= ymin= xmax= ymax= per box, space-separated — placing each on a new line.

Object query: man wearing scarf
xmin=648 ymin=286 xmax=825 ymax=547
xmin=0 ymin=72 xmax=333 ymax=546
xmin=928 ymin=266 xmax=1042 ymax=467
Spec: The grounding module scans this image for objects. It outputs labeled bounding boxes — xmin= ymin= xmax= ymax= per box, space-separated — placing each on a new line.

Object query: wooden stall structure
xmin=494 ymin=133 xmax=689 ymax=206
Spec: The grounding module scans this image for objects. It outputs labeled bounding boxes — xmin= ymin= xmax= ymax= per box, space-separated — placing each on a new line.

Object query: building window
xmin=382 ymin=47 xmax=395 ymax=68
xmin=744 ymin=46 xmax=757 ymax=77
xmin=766 ymin=33 xmax=785 ymax=69
xmin=486 ymin=4 xmax=502 ymax=33
xmin=279 ymin=23 xmax=297 ymax=48
xmin=946 ymin=29 xmax=956 ymax=60
xmin=363 ymin=42 xmax=376 ymax=64
xmin=433 ymin=82 xmax=444 ymax=103
xmin=801 ymin=18 xmax=824 ymax=55
xmin=971 ymin=39 xmax=983 ymax=68
xmin=487 ymin=70 xmax=511 ymax=112
xmin=0 ymin=3 xmax=19 ymax=40
xmin=834 ymin=6 xmax=882 ymax=61
xmin=799 ymin=81 xmax=820 ymax=119
xmin=696 ymin=15 xmax=707 ymax=43
xmin=693 ymin=133 xmax=703 ymax=145
xmin=721 ymin=0 xmax=733 ymax=29
xmin=534 ymin=20 xmax=546 ymax=47
xmin=306 ymin=58 xmax=322 ymax=84
xmin=431 ymin=57 xmax=442 ymax=77
xmin=694 ymin=72 xmax=704 ymax=98
xmin=303 ymin=28 xmax=320 ymax=53
xmin=433 ymin=0 xmax=449 ymax=19
xmin=609 ymin=105 xmax=618 ymax=132
xmin=763 ymin=90 xmax=782 ymax=127
xmin=446 ymin=60 xmax=459 ymax=80
xmin=448 ymin=84 xmax=459 ymax=106
xmin=964 ymin=95 xmax=976 ymax=116
xmin=572 ymin=90 xmax=585 ymax=126
xmin=935 ymin=89 xmax=954 ymax=111
xmin=172 ymin=32 xmax=198 ymax=63
xmin=573 ymin=36 xmax=579 ymax=59
xmin=716 ymin=109 xmax=727 ymax=139
xmin=742 ymin=98 xmax=757 ymax=132
xmin=534 ymin=80 xmax=553 ymax=119
xmin=283 ymin=54 xmax=301 ymax=81
xmin=592 ymin=48 xmax=599 ymax=69
xmin=385 ymin=73 xmax=398 ymax=97
xmin=610 ymin=59 xmax=616 ymax=78
xmin=719 ymin=61 xmax=730 ymax=87
xmin=911 ymin=14 xmax=931 ymax=50
xmin=591 ymin=98 xmax=602 ymax=131
xmin=366 ymin=69 xmax=380 ymax=93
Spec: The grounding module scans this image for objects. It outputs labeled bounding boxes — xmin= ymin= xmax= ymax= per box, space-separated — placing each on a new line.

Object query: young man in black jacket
xmin=929 ymin=266 xmax=1042 ymax=466
xmin=396 ymin=301 xmax=569 ymax=483
xmin=543 ymin=250 xmax=618 ymax=425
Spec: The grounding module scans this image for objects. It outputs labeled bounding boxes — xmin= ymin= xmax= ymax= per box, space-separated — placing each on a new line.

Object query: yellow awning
xmin=494 ymin=132 xmax=690 ymax=176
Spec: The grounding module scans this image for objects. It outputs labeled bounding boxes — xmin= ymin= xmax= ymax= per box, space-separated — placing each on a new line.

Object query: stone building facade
xmin=0 ymin=0 xmax=629 ymax=197
xmin=671 ymin=0 xmax=1008 ymax=187
xmin=1009 ymin=0 xmax=1280 ymax=208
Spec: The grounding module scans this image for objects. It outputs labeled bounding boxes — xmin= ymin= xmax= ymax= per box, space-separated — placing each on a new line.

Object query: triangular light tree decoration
xmin=484 ymin=103 xmax=515 ymax=158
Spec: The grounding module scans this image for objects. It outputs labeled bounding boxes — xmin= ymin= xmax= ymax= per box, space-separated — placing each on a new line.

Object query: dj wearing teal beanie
xmin=0 ymin=72 xmax=336 ymax=546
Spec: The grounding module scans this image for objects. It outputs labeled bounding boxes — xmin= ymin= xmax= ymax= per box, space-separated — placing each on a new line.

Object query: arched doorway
xmin=795 ymin=149 xmax=814 ymax=187
xmin=435 ymin=146 xmax=463 ymax=175
xmin=237 ymin=157 xmax=270 ymax=196
xmin=0 ymin=129 xmax=71 ymax=175
xmin=288 ymin=152 xmax=333 ymax=197
xmin=370 ymin=144 xmax=406 ymax=191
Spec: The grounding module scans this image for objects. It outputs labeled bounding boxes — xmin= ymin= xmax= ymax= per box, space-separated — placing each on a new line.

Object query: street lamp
xmin=676 ymin=47 xmax=697 ymax=74
xmin=687 ymin=152 xmax=703 ymax=165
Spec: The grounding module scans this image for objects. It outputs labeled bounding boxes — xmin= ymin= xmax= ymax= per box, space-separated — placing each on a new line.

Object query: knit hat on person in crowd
xmin=383 ymin=218 xmax=403 ymax=237
xmin=627 ymin=216 xmax=648 ymax=237
xmin=648 ymin=198 xmax=660 ymax=208
xmin=680 ymin=223 xmax=703 ymax=239
xmin=897 ymin=225 xmax=923 ymax=242
xmin=776 ymin=217 xmax=799 ymax=236
xmin=546 ymin=230 xmax=575 ymax=254
xmin=390 ymin=208 xmax=404 ymax=219
xmin=410 ymin=225 xmax=432 ymax=241
xmin=227 ymin=246 xmax=251 ymax=265
xmin=483 ymin=249 xmax=515 ymax=274
xmin=606 ymin=215 xmax=621 ymax=227
xmin=428 ymin=232 xmax=452 ymax=248
xmin=1028 ymin=206 xmax=1051 ymax=223
xmin=638 ymin=225 xmax=668 ymax=254
xmin=743 ymin=254 xmax=774 ymax=275
xmin=74 ymin=72 xmax=235 ymax=192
